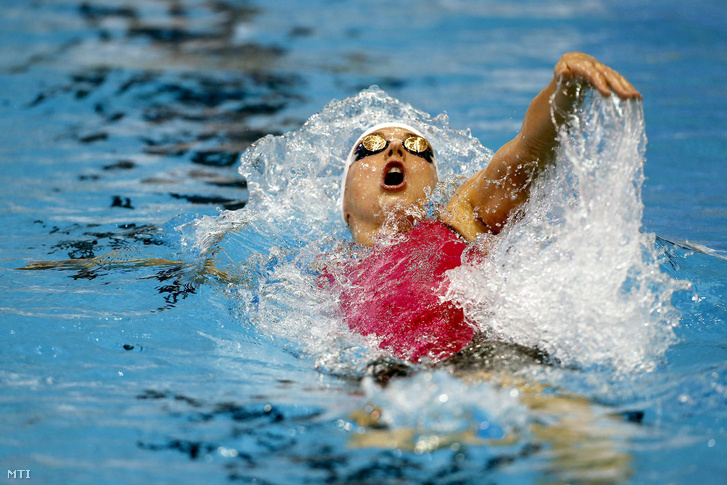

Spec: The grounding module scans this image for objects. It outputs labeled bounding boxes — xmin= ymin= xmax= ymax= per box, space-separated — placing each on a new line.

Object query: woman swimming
xmin=338 ymin=52 xmax=642 ymax=362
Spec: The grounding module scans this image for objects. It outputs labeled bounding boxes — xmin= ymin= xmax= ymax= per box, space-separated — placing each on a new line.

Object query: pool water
xmin=1 ymin=0 xmax=726 ymax=484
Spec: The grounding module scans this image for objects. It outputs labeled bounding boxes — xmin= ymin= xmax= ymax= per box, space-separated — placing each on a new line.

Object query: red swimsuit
xmin=340 ymin=220 xmax=474 ymax=362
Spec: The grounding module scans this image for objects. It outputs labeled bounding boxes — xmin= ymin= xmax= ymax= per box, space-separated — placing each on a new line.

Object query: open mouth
xmin=381 ymin=161 xmax=406 ymax=190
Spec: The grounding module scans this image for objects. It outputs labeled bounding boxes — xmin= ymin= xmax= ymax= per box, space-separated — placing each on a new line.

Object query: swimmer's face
xmin=343 ymin=127 xmax=438 ymax=245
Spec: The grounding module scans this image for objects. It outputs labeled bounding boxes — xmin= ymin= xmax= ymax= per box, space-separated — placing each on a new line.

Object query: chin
xmin=381 ymin=194 xmax=427 ymax=214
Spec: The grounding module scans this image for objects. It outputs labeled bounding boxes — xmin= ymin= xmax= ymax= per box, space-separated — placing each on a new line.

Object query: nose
xmin=387 ymin=139 xmax=405 ymax=158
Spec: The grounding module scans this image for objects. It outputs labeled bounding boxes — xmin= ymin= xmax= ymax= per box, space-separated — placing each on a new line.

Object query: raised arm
xmin=442 ymin=52 xmax=642 ymax=241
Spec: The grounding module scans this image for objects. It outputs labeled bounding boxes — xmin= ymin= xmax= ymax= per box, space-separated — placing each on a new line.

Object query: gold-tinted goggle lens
xmin=403 ymin=136 xmax=429 ymax=154
xmin=361 ymin=134 xmax=388 ymax=152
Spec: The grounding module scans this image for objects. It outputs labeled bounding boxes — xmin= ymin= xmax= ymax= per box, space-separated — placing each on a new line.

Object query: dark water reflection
xmin=3 ymin=0 xmax=310 ymax=271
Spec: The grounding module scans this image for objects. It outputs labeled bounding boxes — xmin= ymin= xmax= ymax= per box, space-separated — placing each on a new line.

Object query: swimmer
xmin=338 ymin=52 xmax=642 ymax=362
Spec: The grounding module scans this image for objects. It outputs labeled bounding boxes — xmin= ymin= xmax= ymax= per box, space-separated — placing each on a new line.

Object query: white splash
xmin=445 ymin=90 xmax=685 ymax=373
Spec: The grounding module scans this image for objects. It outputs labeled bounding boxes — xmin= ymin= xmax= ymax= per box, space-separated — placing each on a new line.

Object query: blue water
xmin=1 ymin=1 xmax=726 ymax=484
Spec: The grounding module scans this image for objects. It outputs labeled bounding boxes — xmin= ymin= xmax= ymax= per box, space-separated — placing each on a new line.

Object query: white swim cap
xmin=339 ymin=122 xmax=437 ymax=223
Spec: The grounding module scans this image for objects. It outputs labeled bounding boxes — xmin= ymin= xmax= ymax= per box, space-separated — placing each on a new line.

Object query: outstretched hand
xmin=554 ymin=52 xmax=642 ymax=100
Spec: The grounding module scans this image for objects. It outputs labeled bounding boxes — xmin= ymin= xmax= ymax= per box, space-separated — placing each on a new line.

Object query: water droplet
xmin=218 ymin=446 xmax=239 ymax=458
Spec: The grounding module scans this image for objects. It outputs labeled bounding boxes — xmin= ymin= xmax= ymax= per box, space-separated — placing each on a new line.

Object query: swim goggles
xmin=353 ymin=133 xmax=435 ymax=164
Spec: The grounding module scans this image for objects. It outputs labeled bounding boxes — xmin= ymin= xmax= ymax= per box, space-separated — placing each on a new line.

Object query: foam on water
xmin=360 ymin=370 xmax=527 ymax=448
xmin=179 ymin=86 xmax=684 ymax=376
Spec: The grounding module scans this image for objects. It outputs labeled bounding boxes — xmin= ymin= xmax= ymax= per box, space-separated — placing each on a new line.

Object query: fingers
xmin=589 ymin=67 xmax=613 ymax=98
xmin=554 ymin=52 xmax=642 ymax=100
xmin=611 ymin=72 xmax=642 ymax=100
xmin=594 ymin=66 xmax=642 ymax=99
xmin=600 ymin=63 xmax=641 ymax=99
